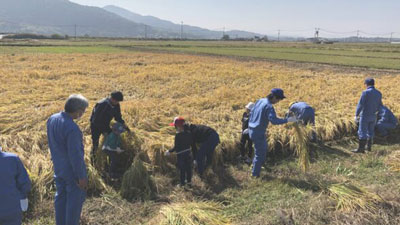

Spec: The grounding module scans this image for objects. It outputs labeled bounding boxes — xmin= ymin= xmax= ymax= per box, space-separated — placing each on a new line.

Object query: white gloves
xmin=287 ymin=116 xmax=297 ymax=123
xmin=165 ymin=151 xmax=171 ymax=156
xmin=354 ymin=116 xmax=359 ymax=123
xmin=242 ymin=129 xmax=249 ymax=135
xmin=115 ymin=147 xmax=124 ymax=154
xmin=21 ymin=198 xmax=28 ymax=212
xmin=193 ymin=160 xmax=197 ymax=167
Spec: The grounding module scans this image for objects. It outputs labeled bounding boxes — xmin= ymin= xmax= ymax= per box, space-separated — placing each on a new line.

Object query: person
xmin=376 ymin=105 xmax=398 ymax=137
xmin=248 ymin=88 xmax=297 ymax=177
xmin=353 ymin=78 xmax=382 ymax=153
xmin=0 ymin=146 xmax=31 ymax=225
xmin=240 ymin=102 xmax=255 ymax=164
xmin=183 ymin=122 xmax=220 ymax=177
xmin=47 ymin=94 xmax=89 ymax=225
xmin=102 ymin=122 xmax=125 ymax=179
xmin=90 ymin=91 xmax=130 ymax=162
xmin=287 ymin=101 xmax=317 ymax=142
xmin=165 ymin=117 xmax=193 ymax=187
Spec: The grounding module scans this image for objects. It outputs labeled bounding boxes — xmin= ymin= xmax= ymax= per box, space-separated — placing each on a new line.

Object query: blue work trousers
xmin=0 ymin=211 xmax=22 ymax=225
xmin=358 ymin=117 xmax=376 ymax=140
xmin=54 ymin=177 xmax=86 ymax=225
xmin=249 ymin=129 xmax=268 ymax=177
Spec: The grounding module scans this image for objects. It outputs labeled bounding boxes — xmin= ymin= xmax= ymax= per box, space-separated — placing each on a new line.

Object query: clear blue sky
xmin=70 ymin=0 xmax=400 ymax=37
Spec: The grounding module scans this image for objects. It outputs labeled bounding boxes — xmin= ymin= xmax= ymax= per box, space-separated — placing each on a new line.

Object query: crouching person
xmin=240 ymin=102 xmax=254 ymax=163
xmin=0 ymin=146 xmax=31 ymax=225
xmin=102 ymin=122 xmax=126 ymax=180
xmin=166 ymin=117 xmax=192 ymax=187
xmin=47 ymin=94 xmax=88 ymax=225
xmin=376 ymin=105 xmax=398 ymax=137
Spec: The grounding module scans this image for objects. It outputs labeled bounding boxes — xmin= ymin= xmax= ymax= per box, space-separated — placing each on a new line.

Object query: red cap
xmin=169 ymin=116 xmax=185 ymax=126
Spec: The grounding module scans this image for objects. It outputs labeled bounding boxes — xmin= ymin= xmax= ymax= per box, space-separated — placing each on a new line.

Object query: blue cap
xmin=271 ymin=88 xmax=286 ymax=99
xmin=364 ymin=78 xmax=375 ymax=86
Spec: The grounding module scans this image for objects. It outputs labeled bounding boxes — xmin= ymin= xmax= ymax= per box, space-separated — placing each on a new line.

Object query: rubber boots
xmin=352 ymin=139 xmax=366 ymax=153
xmin=366 ymin=138 xmax=373 ymax=151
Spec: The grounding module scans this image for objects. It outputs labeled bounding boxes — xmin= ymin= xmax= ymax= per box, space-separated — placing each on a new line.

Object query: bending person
xmin=376 ymin=105 xmax=398 ymax=137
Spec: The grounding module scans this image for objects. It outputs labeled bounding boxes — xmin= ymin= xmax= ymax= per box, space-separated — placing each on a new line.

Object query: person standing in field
xmin=0 ymin=146 xmax=31 ymax=225
xmin=287 ymin=101 xmax=317 ymax=142
xmin=184 ymin=122 xmax=220 ymax=177
xmin=165 ymin=117 xmax=193 ymax=187
xmin=90 ymin=91 xmax=130 ymax=163
xmin=240 ymin=102 xmax=255 ymax=164
xmin=353 ymin=78 xmax=382 ymax=153
xmin=248 ymin=88 xmax=297 ymax=177
xmin=375 ymin=105 xmax=398 ymax=137
xmin=47 ymin=94 xmax=89 ymax=225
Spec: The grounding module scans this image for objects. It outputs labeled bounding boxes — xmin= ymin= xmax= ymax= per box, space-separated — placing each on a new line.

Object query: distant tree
xmin=261 ymin=35 xmax=269 ymax=42
xmin=221 ymin=34 xmax=230 ymax=41
xmin=50 ymin=34 xmax=64 ymax=39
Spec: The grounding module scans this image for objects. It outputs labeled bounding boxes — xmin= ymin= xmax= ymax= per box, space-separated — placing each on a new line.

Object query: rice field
xmin=0 ymin=42 xmax=400 ymax=224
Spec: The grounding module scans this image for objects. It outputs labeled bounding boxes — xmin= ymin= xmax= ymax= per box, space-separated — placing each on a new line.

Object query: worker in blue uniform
xmin=353 ymin=78 xmax=382 ymax=153
xmin=0 ymin=147 xmax=31 ymax=225
xmin=287 ymin=101 xmax=317 ymax=142
xmin=376 ymin=105 xmax=398 ymax=137
xmin=248 ymin=88 xmax=297 ymax=177
xmin=47 ymin=94 xmax=89 ymax=225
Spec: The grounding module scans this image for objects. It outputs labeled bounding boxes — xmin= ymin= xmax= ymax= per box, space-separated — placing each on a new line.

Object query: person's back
xmin=289 ymin=102 xmax=315 ymax=124
xmin=290 ymin=102 xmax=312 ymax=116
xmin=0 ymin=151 xmax=31 ymax=223
xmin=90 ymin=98 xmax=123 ymax=132
xmin=378 ymin=106 xmax=398 ymax=125
xmin=47 ymin=112 xmax=86 ymax=181
xmin=249 ymin=98 xmax=270 ymax=132
xmin=357 ymin=87 xmax=382 ymax=119
xmin=185 ymin=124 xmax=215 ymax=143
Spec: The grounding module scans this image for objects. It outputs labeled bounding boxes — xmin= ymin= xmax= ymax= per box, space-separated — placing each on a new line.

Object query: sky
xmin=69 ymin=0 xmax=400 ymax=37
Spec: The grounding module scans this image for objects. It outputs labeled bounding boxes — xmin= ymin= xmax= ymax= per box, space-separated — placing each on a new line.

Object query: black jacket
xmin=169 ymin=131 xmax=193 ymax=159
xmin=241 ymin=112 xmax=250 ymax=131
xmin=184 ymin=124 xmax=217 ymax=158
xmin=90 ymin=98 xmax=125 ymax=132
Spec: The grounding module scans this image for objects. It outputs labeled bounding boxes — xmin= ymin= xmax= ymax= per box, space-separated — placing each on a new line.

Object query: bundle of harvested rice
xmin=159 ymin=200 xmax=231 ymax=225
xmin=328 ymin=182 xmax=384 ymax=212
xmin=120 ymin=155 xmax=157 ymax=201
xmin=289 ymin=123 xmax=310 ymax=172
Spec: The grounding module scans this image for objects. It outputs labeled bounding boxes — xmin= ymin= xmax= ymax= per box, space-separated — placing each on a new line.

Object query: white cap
xmin=245 ymin=102 xmax=255 ymax=110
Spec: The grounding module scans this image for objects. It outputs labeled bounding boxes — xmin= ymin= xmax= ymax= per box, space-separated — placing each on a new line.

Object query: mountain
xmin=103 ymin=5 xmax=263 ymax=39
xmin=0 ymin=0 xmax=177 ymax=38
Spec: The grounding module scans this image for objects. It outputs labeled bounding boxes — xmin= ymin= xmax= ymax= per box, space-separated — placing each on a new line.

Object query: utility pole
xmin=74 ymin=24 xmax=77 ymax=40
xmin=223 ymin=26 xmax=225 ymax=38
xmin=314 ymin=28 xmax=320 ymax=39
xmin=357 ymin=30 xmax=359 ymax=39
xmin=144 ymin=25 xmax=148 ymax=39
xmin=180 ymin=21 xmax=183 ymax=40
xmin=277 ymin=29 xmax=280 ymax=42
xmin=389 ymin=32 xmax=394 ymax=43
